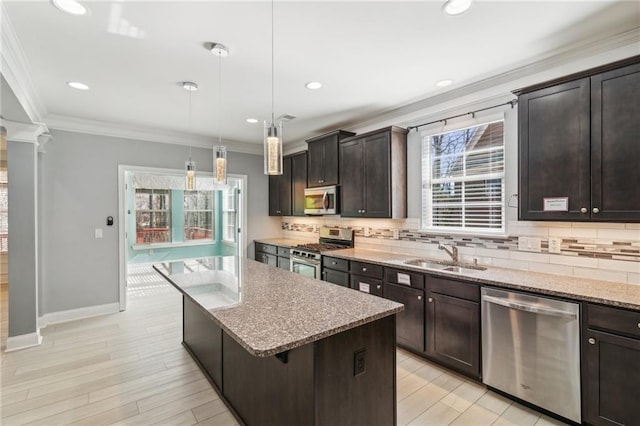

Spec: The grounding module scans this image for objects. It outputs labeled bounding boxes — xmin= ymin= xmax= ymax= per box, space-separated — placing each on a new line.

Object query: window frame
xmin=134 ymin=188 xmax=172 ymax=244
xmin=420 ymin=118 xmax=506 ymax=235
xmin=183 ymin=190 xmax=215 ymax=242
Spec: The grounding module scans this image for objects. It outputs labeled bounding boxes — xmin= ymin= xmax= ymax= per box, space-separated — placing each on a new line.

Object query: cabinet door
xmin=584 ymin=329 xmax=640 ymax=425
xmin=383 ymin=282 xmax=425 ymax=352
xmin=277 ymin=256 xmax=290 ymax=270
xmin=363 ymin=132 xmax=391 ymax=217
xmin=268 ymin=156 xmax=292 ymax=216
xmin=322 ymin=137 xmax=340 ymax=186
xmin=351 ymin=275 xmax=383 ymax=296
xmin=591 ymin=62 xmax=640 ymax=221
xmin=323 ymin=268 xmax=349 ymax=287
xmin=256 ymin=251 xmax=277 ymax=267
xmin=339 ymin=139 xmax=364 ymax=217
xmin=291 ymin=152 xmax=307 ymax=216
xmin=518 ymin=78 xmax=591 ymax=221
xmin=307 ymin=139 xmax=326 ymax=187
xmin=426 ymin=292 xmax=480 ymax=379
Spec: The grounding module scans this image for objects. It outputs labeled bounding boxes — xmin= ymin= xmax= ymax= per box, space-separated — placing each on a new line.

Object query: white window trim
xmin=420 ymin=113 xmax=506 ymax=235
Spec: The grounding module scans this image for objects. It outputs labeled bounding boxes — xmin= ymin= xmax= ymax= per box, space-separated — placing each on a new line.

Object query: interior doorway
xmin=117 ymin=165 xmax=247 ymax=310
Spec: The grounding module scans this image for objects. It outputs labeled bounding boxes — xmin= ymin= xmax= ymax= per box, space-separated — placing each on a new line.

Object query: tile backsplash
xmin=280 ymin=217 xmax=640 ymax=285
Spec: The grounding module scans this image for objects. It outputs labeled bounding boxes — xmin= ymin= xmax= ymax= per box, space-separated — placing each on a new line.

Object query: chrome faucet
xmin=438 ymin=243 xmax=459 ymax=263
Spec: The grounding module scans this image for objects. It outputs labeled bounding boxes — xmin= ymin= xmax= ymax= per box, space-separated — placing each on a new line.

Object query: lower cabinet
xmin=383 ymin=282 xmax=425 ymax=353
xmin=322 ymin=256 xmax=350 ymax=287
xmin=584 ymin=303 xmax=640 ymax=426
xmin=254 ymin=243 xmax=290 ymax=270
xmin=425 ymin=277 xmax=480 ymax=379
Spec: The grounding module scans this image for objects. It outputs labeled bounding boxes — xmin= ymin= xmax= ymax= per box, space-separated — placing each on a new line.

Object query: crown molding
xmin=1 ymin=3 xmax=48 ymax=122
xmin=0 ymin=118 xmax=48 ymax=144
xmin=45 ymin=113 xmax=263 ymax=155
xmin=344 ymin=28 xmax=640 ymax=133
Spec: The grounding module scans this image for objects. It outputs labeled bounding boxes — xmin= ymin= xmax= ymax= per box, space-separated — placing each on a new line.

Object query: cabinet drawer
xmin=428 ymin=276 xmax=479 ymax=302
xmin=384 ymin=268 xmax=424 ymax=289
xmin=351 ymin=275 xmax=383 ymax=296
xmin=323 ymin=256 xmax=349 ymax=272
xmin=587 ymin=303 xmax=640 ymax=339
xmin=322 ymin=268 xmax=349 ymax=287
xmin=256 ymin=243 xmax=277 ymax=255
xmin=277 ymin=247 xmax=290 ymax=258
xmin=350 ymin=261 xmax=383 ymax=279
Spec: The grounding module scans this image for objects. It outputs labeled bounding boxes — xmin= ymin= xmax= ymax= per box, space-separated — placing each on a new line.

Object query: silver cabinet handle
xmin=318 ymin=179 xmax=324 ymax=184
xmin=332 ymin=261 xmax=337 ymax=265
xmin=376 ymin=285 xmax=381 ymax=290
xmin=588 ymin=338 xmax=596 ymax=345
xmin=418 ymin=295 xmax=423 ymax=301
xmin=580 ymin=207 xmax=587 ymax=213
xmin=637 ymin=322 xmax=640 ymax=329
xmin=592 ymin=207 xmax=600 ymax=214
xmin=428 ymin=297 xmax=433 ymax=303
xmin=362 ymin=267 xmax=367 ymax=272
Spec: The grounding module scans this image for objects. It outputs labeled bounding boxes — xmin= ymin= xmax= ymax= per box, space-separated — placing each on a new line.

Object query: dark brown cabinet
xmin=517 ymin=57 xmax=640 ymax=222
xmin=291 ymin=151 xmax=308 ymax=216
xmin=255 ymin=243 xmax=289 ymax=270
xmin=269 ymin=152 xmax=308 ymax=217
xmin=268 ymin=155 xmax=292 ymax=216
xmin=306 ymin=130 xmax=355 ymax=188
xmin=350 ymin=261 xmax=383 ymax=296
xmin=383 ymin=282 xmax=425 ymax=353
xmin=339 ymin=126 xmax=407 ymax=218
xmin=583 ymin=303 xmax=640 ymax=426
xmin=322 ymin=256 xmax=350 ymax=288
xmin=425 ymin=276 xmax=480 ymax=379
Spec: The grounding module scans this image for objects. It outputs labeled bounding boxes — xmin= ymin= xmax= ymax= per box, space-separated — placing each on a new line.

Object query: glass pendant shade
xmin=214 ymin=145 xmax=227 ymax=185
xmin=264 ymin=121 xmax=283 ymax=175
xmin=185 ymin=160 xmax=196 ymax=190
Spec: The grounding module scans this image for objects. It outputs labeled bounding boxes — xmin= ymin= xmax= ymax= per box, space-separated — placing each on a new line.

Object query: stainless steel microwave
xmin=304 ymin=186 xmax=339 ymax=215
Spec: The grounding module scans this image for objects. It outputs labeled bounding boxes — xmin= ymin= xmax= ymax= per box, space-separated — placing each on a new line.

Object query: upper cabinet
xmin=268 ymin=155 xmax=292 ymax=216
xmin=306 ymin=130 xmax=355 ymax=188
xmin=269 ymin=151 xmax=307 ymax=217
xmin=517 ymin=56 xmax=640 ymax=222
xmin=339 ymin=126 xmax=407 ymax=218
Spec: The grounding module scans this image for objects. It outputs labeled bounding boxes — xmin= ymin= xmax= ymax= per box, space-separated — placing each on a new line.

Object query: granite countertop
xmin=325 ymin=248 xmax=640 ymax=311
xmin=153 ymin=256 xmax=403 ymax=357
xmin=254 ymin=238 xmax=308 ymax=248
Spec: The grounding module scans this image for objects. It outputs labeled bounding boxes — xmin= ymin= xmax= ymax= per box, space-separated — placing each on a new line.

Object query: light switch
xmin=548 ymin=237 xmax=562 ymax=254
xmin=518 ymin=236 xmax=541 ymax=253
xmin=95 ymin=228 xmax=103 ymax=239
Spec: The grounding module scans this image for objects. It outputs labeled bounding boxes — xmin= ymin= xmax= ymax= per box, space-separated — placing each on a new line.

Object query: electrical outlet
xmin=548 ymin=237 xmax=562 ymax=254
xmin=392 ymin=229 xmax=400 ymax=240
xmin=94 ymin=228 xmax=103 ymax=239
xmin=354 ymin=349 xmax=366 ymax=376
xmin=518 ymin=236 xmax=541 ymax=253
xmin=363 ymin=227 xmax=371 ymax=237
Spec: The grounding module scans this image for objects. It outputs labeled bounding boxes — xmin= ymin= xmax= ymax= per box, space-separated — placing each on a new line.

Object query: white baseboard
xmin=38 ymin=302 xmax=120 ymax=328
xmin=5 ymin=330 xmax=43 ymax=352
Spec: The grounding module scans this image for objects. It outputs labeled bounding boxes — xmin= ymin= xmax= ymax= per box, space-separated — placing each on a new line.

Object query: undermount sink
xmin=404 ymin=258 xmax=487 ymax=272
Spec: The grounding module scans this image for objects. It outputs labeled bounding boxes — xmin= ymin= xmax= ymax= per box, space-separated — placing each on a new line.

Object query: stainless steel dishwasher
xmin=481 ymin=287 xmax=581 ymax=423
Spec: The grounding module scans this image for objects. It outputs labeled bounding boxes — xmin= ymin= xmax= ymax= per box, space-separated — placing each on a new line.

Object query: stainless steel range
xmin=290 ymin=227 xmax=353 ymax=279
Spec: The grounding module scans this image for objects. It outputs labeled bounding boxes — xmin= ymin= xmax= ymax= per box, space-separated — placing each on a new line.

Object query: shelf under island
xmin=153 ymin=256 xmax=403 ymax=426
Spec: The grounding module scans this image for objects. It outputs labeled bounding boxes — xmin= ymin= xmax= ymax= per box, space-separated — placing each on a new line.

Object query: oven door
xmin=290 ymin=256 xmax=321 ymax=279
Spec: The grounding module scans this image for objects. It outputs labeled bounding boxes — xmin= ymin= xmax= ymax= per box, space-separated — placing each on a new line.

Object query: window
xmin=422 ymin=120 xmax=505 ymax=233
xmin=135 ymin=189 xmax=171 ymax=243
xmin=184 ymin=190 xmax=214 ymax=241
xmin=222 ymin=185 xmax=238 ymax=243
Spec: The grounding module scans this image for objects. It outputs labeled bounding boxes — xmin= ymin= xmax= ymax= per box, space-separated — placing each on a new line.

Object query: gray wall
xmin=7 ymin=140 xmax=37 ymax=336
xmin=40 ymin=129 xmax=279 ymax=314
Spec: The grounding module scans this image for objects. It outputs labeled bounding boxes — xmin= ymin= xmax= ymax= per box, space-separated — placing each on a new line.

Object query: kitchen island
xmin=153 ymin=256 xmax=403 ymax=426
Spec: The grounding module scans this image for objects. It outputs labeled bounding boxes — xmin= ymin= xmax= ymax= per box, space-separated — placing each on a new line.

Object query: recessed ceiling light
xmin=51 ymin=0 xmax=87 ymax=16
xmin=442 ymin=0 xmax=473 ymax=16
xmin=182 ymin=81 xmax=199 ymax=92
xmin=305 ymin=81 xmax=322 ymax=90
xmin=246 ymin=118 xmax=258 ymax=124
xmin=67 ymin=81 xmax=89 ymax=90
xmin=435 ymin=79 xmax=453 ymax=87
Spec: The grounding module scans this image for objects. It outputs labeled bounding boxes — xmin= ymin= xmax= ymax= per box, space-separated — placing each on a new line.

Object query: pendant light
xmin=182 ymin=81 xmax=198 ymax=191
xmin=264 ymin=0 xmax=283 ymax=175
xmin=210 ymin=43 xmax=229 ymax=185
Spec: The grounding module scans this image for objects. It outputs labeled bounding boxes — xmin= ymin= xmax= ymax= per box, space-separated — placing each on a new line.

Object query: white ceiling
xmin=2 ymin=1 xmax=639 ymax=148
